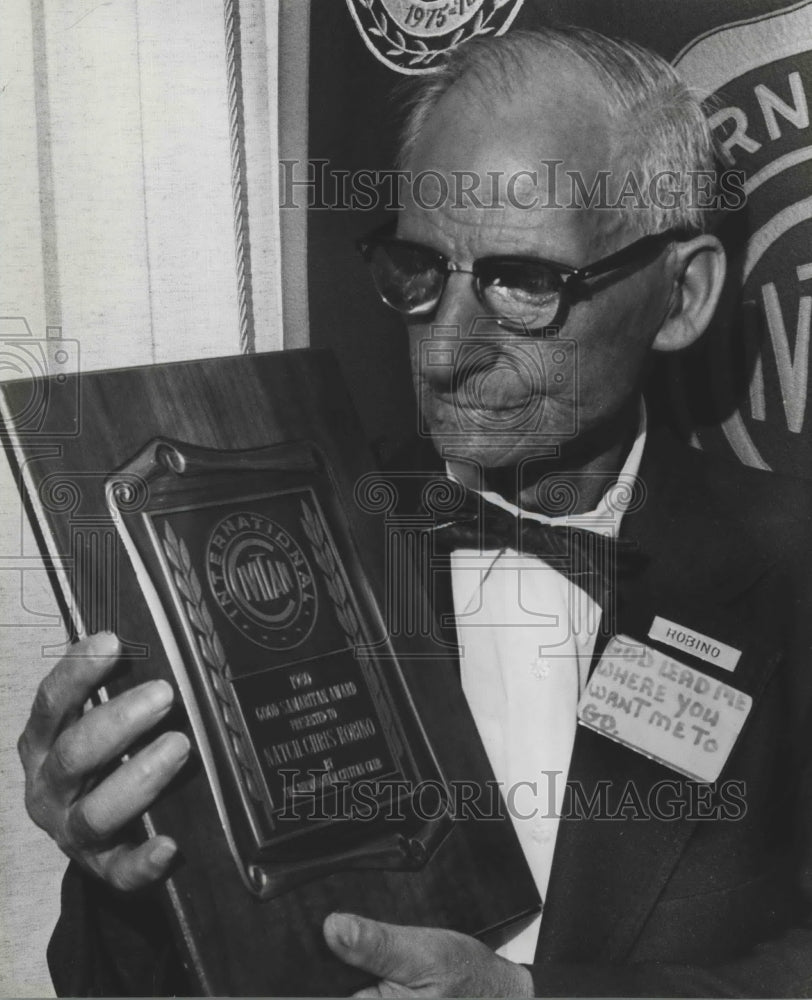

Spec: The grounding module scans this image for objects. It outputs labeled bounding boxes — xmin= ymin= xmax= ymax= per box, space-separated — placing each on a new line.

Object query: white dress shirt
xmin=447 ymin=410 xmax=647 ymax=962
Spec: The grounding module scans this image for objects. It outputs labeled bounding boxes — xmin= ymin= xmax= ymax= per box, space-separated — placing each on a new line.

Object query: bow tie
xmin=425 ymin=487 xmax=645 ymax=606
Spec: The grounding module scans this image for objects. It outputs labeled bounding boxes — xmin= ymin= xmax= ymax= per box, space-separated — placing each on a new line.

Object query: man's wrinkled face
xmin=401 ymin=65 xmax=674 ymax=470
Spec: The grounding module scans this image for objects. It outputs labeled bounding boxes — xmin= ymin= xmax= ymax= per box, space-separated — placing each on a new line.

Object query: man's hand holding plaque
xmin=323 ymin=913 xmax=534 ymax=998
xmin=18 ymin=632 xmax=189 ymax=890
xmin=19 ymin=629 xmax=535 ymax=998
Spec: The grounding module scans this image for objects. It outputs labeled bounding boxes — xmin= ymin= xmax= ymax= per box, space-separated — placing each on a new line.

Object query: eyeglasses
xmin=356 ymin=220 xmax=683 ymax=335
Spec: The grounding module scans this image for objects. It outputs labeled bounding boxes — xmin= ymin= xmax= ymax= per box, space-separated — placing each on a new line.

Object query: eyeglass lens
xmin=368 ymin=241 xmax=562 ymax=328
xmin=368 ymin=243 xmax=444 ymax=315
xmin=478 ymin=259 xmax=561 ymax=329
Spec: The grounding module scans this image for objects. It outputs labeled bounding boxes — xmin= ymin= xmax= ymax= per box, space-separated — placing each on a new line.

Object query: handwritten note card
xmin=578 ymin=635 xmax=752 ymax=782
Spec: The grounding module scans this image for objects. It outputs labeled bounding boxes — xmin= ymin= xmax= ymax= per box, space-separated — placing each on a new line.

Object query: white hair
xmin=396 ymin=26 xmax=717 ymax=236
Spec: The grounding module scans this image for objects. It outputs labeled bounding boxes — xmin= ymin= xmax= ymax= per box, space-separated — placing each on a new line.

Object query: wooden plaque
xmin=0 ymin=349 xmax=539 ymax=996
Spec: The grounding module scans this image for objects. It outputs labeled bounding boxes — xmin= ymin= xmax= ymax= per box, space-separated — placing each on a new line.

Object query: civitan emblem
xmin=345 ymin=0 xmax=526 ymax=74
xmin=207 ymin=511 xmax=317 ymax=650
xmin=671 ymin=4 xmax=812 ymax=474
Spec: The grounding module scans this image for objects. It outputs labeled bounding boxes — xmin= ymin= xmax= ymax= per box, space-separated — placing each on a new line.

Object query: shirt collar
xmin=445 ymin=400 xmax=648 ymax=540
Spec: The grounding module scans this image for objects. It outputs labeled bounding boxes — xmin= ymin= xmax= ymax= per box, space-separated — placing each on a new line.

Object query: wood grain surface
xmin=0 ymin=349 xmax=538 ymax=996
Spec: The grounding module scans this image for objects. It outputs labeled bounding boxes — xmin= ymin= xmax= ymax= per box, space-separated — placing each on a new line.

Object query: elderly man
xmin=18 ymin=26 xmax=812 ymax=998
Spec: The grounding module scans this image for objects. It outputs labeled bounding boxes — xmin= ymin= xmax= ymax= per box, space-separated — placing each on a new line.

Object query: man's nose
xmin=431 ymin=270 xmax=480 ymax=333
xmin=417 ymin=272 xmax=503 ymax=385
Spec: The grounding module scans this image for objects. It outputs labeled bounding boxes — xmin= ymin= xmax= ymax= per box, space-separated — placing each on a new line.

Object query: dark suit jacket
xmin=48 ymin=428 xmax=812 ymax=997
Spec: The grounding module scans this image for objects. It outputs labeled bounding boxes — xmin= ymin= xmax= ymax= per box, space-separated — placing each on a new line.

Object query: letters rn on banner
xmin=672 ymin=2 xmax=812 ymax=477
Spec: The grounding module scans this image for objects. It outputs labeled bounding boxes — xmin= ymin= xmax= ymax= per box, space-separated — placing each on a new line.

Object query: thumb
xmin=324 ymin=912 xmax=428 ymax=983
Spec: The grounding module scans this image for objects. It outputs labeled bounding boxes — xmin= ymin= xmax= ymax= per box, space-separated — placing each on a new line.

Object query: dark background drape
xmin=305 ymin=0 xmax=812 ymax=477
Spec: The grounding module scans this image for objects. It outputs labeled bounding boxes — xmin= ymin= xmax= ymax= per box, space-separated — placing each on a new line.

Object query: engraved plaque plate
xmin=108 ymin=439 xmax=451 ymax=898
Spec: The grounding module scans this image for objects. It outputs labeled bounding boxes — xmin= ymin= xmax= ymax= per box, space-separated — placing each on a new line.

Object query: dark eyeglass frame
xmin=356 ymin=219 xmax=688 ymax=336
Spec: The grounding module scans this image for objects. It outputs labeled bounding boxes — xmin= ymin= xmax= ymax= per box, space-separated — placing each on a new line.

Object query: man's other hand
xmin=323 ymin=912 xmax=534 ymax=998
xmin=18 ymin=631 xmax=190 ymax=891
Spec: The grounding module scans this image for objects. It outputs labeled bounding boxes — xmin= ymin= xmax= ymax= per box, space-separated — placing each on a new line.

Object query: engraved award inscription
xmin=108 ymin=440 xmax=451 ymax=899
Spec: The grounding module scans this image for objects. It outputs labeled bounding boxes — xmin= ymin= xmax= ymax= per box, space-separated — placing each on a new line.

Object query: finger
xmin=324 ymin=913 xmax=431 ymax=985
xmin=65 ymin=731 xmax=191 ymax=848
xmin=20 ymin=632 xmax=122 ymax=756
xmin=352 ymin=987 xmax=388 ymax=998
xmin=352 ymin=986 xmax=402 ymax=999
xmin=90 ymin=835 xmax=180 ymax=893
xmin=42 ymin=679 xmax=176 ymax=793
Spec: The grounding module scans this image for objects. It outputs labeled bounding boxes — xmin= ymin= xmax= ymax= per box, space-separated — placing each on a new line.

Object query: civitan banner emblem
xmin=345 ymin=0 xmax=526 ymax=74
xmin=672 ymin=3 xmax=812 ymax=474
xmin=206 ymin=511 xmax=317 ymax=650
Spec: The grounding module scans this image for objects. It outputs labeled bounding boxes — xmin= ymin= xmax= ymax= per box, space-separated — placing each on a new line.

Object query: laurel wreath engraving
xmin=357 ymin=0 xmax=513 ymax=67
xmin=300 ymin=500 xmax=403 ymax=758
xmin=300 ymin=500 xmax=365 ymax=652
xmin=160 ymin=520 xmax=265 ymax=806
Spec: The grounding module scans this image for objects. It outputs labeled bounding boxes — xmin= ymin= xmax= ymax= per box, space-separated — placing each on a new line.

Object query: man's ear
xmin=652 ymin=233 xmax=727 ymax=353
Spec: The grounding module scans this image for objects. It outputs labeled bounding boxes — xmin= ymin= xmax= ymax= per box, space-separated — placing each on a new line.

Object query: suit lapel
xmin=536 ymin=430 xmax=783 ymax=962
xmin=391 ymin=430 xmax=785 ymax=961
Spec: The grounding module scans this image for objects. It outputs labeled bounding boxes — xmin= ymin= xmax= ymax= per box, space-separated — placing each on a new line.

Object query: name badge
xmin=648 ymin=616 xmax=741 ymax=672
xmin=578 ymin=635 xmax=752 ymax=783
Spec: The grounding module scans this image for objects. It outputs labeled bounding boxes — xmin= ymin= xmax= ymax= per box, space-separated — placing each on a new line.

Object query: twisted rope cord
xmin=224 ymin=0 xmax=255 ymax=354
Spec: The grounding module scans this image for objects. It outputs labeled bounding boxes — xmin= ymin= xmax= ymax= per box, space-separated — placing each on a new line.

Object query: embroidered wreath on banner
xmin=160 ymin=521 xmax=264 ymax=806
xmin=299 ymin=500 xmax=403 ymax=757
xmin=347 ymin=0 xmax=526 ymax=74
